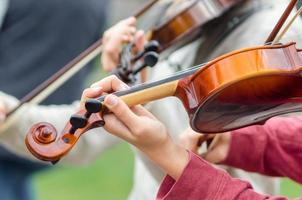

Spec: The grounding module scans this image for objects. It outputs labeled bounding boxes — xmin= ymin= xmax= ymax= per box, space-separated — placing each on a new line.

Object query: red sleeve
xmin=223 ymin=116 xmax=302 ymax=184
xmin=157 ymin=152 xmax=294 ymax=200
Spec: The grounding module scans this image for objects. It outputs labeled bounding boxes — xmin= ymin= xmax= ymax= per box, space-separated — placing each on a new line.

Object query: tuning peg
xmin=69 ymin=114 xmax=88 ymax=134
xmin=132 ymin=40 xmax=160 ymax=62
xmin=132 ymin=52 xmax=159 ymax=75
xmin=85 ymin=99 xmax=102 ymax=118
xmin=144 ymin=40 xmax=160 ymax=52
xmin=144 ymin=51 xmax=159 ymax=68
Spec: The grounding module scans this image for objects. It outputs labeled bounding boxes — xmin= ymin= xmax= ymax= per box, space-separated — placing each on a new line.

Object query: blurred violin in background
xmin=115 ymin=0 xmax=242 ymax=83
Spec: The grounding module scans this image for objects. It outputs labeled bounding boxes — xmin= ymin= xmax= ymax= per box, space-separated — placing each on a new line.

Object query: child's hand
xmin=179 ymin=128 xmax=231 ymax=164
xmin=83 ymin=75 xmax=189 ymax=180
xmin=101 ymin=17 xmax=145 ymax=71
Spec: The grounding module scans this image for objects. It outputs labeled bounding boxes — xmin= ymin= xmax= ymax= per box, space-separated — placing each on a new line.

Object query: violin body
xmin=176 ymin=43 xmax=302 ymax=132
xmin=116 ymin=0 xmax=242 ymax=83
xmin=148 ymin=0 xmax=240 ymax=53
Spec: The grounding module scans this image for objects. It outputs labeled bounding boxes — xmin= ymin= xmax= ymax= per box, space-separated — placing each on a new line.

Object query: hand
xmin=82 ymin=75 xmax=189 ymax=180
xmin=101 ymin=17 xmax=146 ymax=71
xmin=179 ymin=127 xmax=204 ymax=154
xmin=179 ymin=128 xmax=231 ymax=164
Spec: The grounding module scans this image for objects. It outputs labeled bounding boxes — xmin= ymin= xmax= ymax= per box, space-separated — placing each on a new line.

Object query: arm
xmin=84 ymin=76 xmax=299 ymax=200
xmin=157 ymin=151 xmax=292 ymax=200
xmin=223 ymin=116 xmax=302 ymax=183
xmin=180 ymin=116 xmax=302 ymax=184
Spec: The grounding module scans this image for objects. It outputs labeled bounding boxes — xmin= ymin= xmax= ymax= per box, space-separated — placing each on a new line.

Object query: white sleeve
xmin=0 ymin=92 xmax=121 ymax=165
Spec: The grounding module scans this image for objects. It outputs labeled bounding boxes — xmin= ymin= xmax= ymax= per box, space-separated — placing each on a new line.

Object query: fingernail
xmin=105 ymin=95 xmax=118 ymax=107
xmin=119 ymin=83 xmax=129 ymax=91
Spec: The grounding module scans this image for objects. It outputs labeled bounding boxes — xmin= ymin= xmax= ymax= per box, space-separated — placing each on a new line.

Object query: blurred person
xmin=0 ymin=0 xmax=108 ymax=199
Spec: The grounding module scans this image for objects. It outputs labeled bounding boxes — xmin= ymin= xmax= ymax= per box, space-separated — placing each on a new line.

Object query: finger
xmin=81 ymin=86 xmax=103 ymax=101
xmin=131 ymin=105 xmax=156 ymax=119
xmin=104 ymin=94 xmax=141 ymax=130
xmin=90 ymin=75 xmax=129 ymax=93
xmin=123 ymin=27 xmax=136 ymax=37
xmin=133 ymin=30 xmax=146 ymax=52
xmin=80 ymin=86 xmax=103 ymax=107
xmin=197 ymin=134 xmax=215 ymax=146
xmin=122 ymin=35 xmax=135 ymax=43
xmin=179 ymin=129 xmax=201 ymax=153
xmin=103 ymin=114 xmax=132 ymax=141
xmin=123 ymin=17 xmax=137 ymax=26
xmin=203 ymin=148 xmax=222 ymax=164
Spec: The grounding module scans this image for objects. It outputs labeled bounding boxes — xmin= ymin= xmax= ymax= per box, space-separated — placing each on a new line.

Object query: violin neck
xmin=119 ymin=80 xmax=179 ymax=107
xmin=97 ymin=64 xmax=203 ymax=106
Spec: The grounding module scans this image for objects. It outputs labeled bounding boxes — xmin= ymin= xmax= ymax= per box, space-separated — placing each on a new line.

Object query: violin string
xmin=272 ymin=3 xmax=302 ymax=44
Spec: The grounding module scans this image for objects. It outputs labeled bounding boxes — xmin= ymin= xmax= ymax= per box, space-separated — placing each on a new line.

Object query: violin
xmin=26 ymin=42 xmax=302 ymax=162
xmin=25 ymin=0 xmax=301 ymax=162
xmin=115 ymin=0 xmax=242 ymax=83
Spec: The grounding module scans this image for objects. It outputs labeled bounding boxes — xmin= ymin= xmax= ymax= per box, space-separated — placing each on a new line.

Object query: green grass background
xmin=33 ymin=143 xmax=302 ymax=200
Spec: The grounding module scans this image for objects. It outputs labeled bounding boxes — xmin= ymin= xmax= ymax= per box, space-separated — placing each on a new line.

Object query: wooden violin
xmin=25 ymin=0 xmax=301 ymax=162
xmin=115 ymin=0 xmax=242 ymax=83
xmin=26 ymin=42 xmax=302 ymax=162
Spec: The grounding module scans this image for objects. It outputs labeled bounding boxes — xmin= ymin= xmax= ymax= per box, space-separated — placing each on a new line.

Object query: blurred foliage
xmin=34 ymin=143 xmax=134 ymax=200
xmin=281 ymin=179 xmax=302 ymax=199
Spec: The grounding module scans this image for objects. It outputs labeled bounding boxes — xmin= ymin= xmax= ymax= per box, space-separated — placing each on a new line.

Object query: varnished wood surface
xmin=149 ymin=0 xmax=240 ymax=53
xmin=175 ymin=43 xmax=302 ymax=132
xmin=26 ymin=110 xmax=104 ymax=162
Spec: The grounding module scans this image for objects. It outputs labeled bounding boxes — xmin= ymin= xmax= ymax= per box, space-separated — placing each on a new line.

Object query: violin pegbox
xmin=25 ymin=99 xmax=105 ymax=164
xmin=114 ymin=40 xmax=160 ymax=85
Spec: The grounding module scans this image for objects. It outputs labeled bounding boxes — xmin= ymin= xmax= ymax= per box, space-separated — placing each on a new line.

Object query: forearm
xmin=157 ymin=152 xmax=291 ymax=200
xmin=223 ymin=116 xmax=302 ymax=183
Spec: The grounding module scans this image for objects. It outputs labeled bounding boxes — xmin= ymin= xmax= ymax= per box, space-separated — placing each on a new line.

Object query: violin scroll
xmin=25 ymin=101 xmax=105 ymax=163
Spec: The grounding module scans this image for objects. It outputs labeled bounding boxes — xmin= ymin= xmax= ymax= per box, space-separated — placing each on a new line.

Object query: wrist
xmin=143 ymin=137 xmax=190 ymax=180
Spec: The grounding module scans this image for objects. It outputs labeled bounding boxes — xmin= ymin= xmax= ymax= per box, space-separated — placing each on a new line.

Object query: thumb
xmin=104 ymin=95 xmax=140 ymax=129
